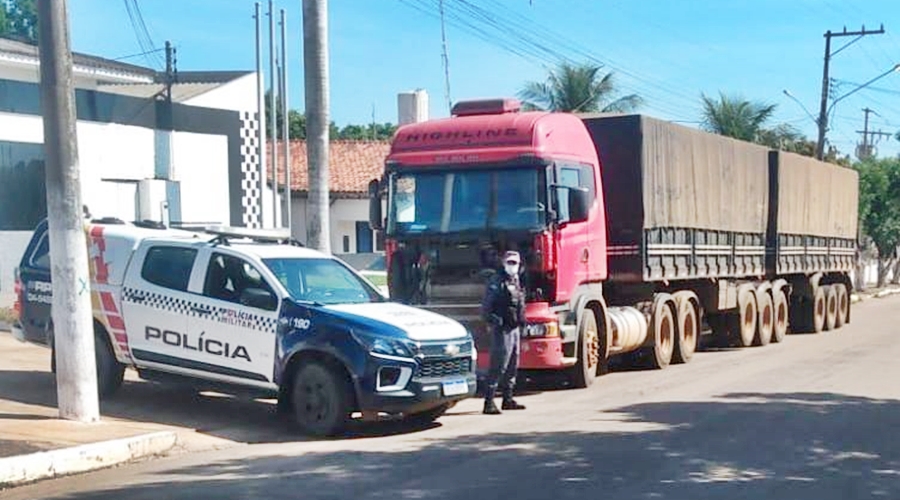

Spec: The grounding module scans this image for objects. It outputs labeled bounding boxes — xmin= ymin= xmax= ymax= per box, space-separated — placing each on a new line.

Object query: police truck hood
xmin=323 ymin=302 xmax=468 ymax=341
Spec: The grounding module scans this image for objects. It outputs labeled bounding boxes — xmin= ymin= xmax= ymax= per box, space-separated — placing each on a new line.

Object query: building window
xmin=355 ymin=221 xmax=373 ymax=253
xmin=0 ymin=141 xmax=46 ymax=230
xmin=342 ymin=235 xmax=351 ymax=253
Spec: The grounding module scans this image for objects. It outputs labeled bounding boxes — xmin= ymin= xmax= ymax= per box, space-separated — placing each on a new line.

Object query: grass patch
xmin=0 ymin=306 xmax=16 ymax=324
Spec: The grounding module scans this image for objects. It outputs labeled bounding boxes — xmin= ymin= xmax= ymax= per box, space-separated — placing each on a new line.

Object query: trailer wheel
xmin=811 ymin=286 xmax=827 ymax=333
xmin=292 ymin=362 xmax=352 ymax=437
xmin=729 ymin=288 xmax=757 ymax=348
xmin=672 ymin=297 xmax=698 ymax=364
xmin=824 ymin=285 xmax=838 ymax=331
xmin=835 ymin=284 xmax=849 ymax=328
xmin=754 ymin=290 xmax=774 ymax=347
xmin=568 ymin=308 xmax=599 ymax=389
xmin=772 ymin=289 xmax=789 ymax=343
xmin=648 ymin=297 xmax=675 ymax=369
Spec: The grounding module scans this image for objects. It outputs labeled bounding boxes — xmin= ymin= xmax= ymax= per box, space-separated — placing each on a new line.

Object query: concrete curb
xmin=0 ymin=431 xmax=177 ymax=489
xmin=851 ymin=287 xmax=900 ymax=304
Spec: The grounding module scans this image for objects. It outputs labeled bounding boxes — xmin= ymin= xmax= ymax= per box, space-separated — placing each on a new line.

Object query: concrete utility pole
xmin=856 ymin=107 xmax=893 ymax=160
xmin=36 ymin=0 xmax=100 ymax=422
xmin=268 ymin=0 xmax=280 ymax=228
xmin=280 ymin=8 xmax=292 ymax=233
xmin=815 ymin=25 xmax=884 ymax=160
xmin=254 ymin=3 xmax=267 ymax=228
xmin=303 ymin=0 xmax=331 ymax=252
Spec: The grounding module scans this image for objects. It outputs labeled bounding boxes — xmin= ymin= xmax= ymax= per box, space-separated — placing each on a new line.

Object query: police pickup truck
xmin=12 ymin=220 xmax=476 ymax=436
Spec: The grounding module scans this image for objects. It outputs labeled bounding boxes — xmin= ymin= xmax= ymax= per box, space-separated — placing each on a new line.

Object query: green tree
xmin=264 ymin=92 xmax=395 ymax=141
xmin=700 ymin=92 xmax=777 ymax=142
xmin=337 ymin=122 xmax=397 ymax=140
xmin=519 ymin=62 xmax=642 ymax=113
xmin=0 ymin=0 xmax=37 ymax=42
xmin=855 ymin=157 xmax=900 ymax=286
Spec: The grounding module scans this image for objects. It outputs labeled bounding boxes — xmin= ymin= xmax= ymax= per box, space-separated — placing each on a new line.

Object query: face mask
xmin=504 ymin=263 xmax=519 ymax=276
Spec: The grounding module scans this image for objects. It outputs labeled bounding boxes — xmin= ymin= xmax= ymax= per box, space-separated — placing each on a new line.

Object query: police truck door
xmin=186 ymin=250 xmax=279 ymax=386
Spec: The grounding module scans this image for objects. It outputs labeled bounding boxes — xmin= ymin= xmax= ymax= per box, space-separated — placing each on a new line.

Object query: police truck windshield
xmin=263 ymin=258 xmax=384 ymax=305
xmin=387 ymin=168 xmax=547 ymax=235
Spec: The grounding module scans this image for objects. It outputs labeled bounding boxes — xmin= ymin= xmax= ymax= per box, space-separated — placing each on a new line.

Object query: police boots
xmin=483 ymin=398 xmax=502 ymax=415
xmin=502 ymin=398 xmax=526 ymax=411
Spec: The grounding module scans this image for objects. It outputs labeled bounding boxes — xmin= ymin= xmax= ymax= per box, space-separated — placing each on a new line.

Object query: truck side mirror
xmin=567 ymin=188 xmax=590 ymax=224
xmin=368 ymin=179 xmax=383 ymax=231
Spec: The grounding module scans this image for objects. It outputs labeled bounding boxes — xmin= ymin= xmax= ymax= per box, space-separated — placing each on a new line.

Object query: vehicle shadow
xmin=0 ymin=368 xmax=445 ymax=444
xmin=17 ymin=391 xmax=900 ymax=500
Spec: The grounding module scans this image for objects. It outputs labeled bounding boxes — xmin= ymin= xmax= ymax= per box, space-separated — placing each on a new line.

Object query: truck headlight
xmin=523 ymin=322 xmax=559 ymax=338
xmin=352 ymin=331 xmax=414 ymax=359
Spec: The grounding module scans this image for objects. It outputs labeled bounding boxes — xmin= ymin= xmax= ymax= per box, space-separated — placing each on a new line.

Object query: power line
xmin=122 ymin=0 xmax=164 ymax=68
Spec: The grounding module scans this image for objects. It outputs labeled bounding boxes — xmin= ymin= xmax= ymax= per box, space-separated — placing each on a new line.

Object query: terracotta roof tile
xmin=268 ymin=140 xmax=390 ymax=197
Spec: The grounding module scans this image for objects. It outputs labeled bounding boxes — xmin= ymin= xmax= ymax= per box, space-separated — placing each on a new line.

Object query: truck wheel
xmin=672 ymin=298 xmax=697 ymax=364
xmin=824 ymin=285 xmax=838 ymax=331
xmin=568 ymin=308 xmax=599 ymax=389
xmin=771 ymin=289 xmax=789 ymax=343
xmin=95 ymin=330 xmax=125 ymax=398
xmin=754 ymin=290 xmax=774 ymax=347
xmin=648 ymin=298 xmax=675 ymax=369
xmin=291 ymin=362 xmax=352 ymax=437
xmin=835 ymin=284 xmax=849 ymax=328
xmin=729 ymin=288 xmax=757 ymax=348
xmin=811 ymin=286 xmax=827 ymax=333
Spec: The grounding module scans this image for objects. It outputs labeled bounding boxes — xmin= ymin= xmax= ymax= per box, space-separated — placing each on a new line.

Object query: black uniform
xmin=481 ymin=270 xmax=527 ymax=409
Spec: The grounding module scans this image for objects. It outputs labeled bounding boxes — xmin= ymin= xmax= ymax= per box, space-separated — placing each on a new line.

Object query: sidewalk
xmin=0 ymin=331 xmax=273 ymax=488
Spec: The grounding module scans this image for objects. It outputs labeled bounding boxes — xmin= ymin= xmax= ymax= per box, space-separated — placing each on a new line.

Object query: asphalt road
xmin=5 ymin=296 xmax=900 ymax=500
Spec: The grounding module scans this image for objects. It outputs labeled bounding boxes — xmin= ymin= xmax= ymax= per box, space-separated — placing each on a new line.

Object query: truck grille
xmin=416 ymin=357 xmax=472 ymax=379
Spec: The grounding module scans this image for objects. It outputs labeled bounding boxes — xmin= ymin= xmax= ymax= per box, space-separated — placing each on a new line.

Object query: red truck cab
xmin=369 ymin=99 xmax=608 ymax=373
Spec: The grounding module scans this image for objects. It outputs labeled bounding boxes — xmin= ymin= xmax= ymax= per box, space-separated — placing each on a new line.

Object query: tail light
xmin=533 ymin=231 xmax=555 ymax=273
xmin=12 ymin=268 xmax=23 ymax=320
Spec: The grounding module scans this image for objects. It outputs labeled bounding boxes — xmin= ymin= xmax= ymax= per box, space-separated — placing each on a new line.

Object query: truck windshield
xmin=387 ymin=167 xmax=546 ymax=235
xmin=263 ymin=258 xmax=383 ymax=305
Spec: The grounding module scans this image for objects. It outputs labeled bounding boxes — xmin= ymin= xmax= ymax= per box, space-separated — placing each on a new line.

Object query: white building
xmin=0 ymin=39 xmax=267 ymax=306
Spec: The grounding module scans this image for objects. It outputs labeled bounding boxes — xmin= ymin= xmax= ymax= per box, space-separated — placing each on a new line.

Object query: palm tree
xmin=699 ymin=92 xmax=777 ymax=142
xmin=519 ymin=62 xmax=642 ymax=113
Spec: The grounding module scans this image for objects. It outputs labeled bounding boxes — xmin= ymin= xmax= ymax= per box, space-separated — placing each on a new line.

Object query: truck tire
xmin=729 ymin=288 xmax=757 ymax=348
xmin=672 ymin=297 xmax=698 ymax=364
xmin=824 ymin=285 xmax=838 ymax=331
xmin=568 ymin=308 xmax=600 ymax=389
xmin=291 ymin=362 xmax=352 ymax=437
xmin=835 ymin=284 xmax=849 ymax=328
xmin=811 ymin=286 xmax=827 ymax=333
xmin=772 ymin=289 xmax=789 ymax=343
xmin=648 ymin=297 xmax=675 ymax=369
xmin=754 ymin=290 xmax=774 ymax=347
xmin=94 ymin=330 xmax=125 ymax=398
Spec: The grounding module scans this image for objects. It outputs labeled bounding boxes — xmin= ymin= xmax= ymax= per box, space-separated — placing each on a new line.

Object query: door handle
xmin=191 ymin=306 xmax=211 ymax=315
xmin=581 ymin=248 xmax=590 ymax=263
xmin=130 ymin=295 xmax=146 ymax=303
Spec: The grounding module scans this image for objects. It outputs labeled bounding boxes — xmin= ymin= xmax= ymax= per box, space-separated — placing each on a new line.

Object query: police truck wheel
xmin=824 ymin=285 xmax=838 ymax=331
xmin=772 ymin=289 xmax=789 ymax=343
xmin=754 ymin=290 xmax=774 ymax=347
xmin=648 ymin=297 xmax=675 ymax=369
xmin=292 ymin=362 xmax=352 ymax=437
xmin=568 ymin=309 xmax=599 ymax=389
xmin=835 ymin=284 xmax=849 ymax=328
xmin=729 ymin=288 xmax=757 ymax=348
xmin=94 ymin=330 xmax=125 ymax=398
xmin=672 ymin=298 xmax=697 ymax=364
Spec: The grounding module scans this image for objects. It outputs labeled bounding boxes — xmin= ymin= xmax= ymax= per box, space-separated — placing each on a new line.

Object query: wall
xmin=184 ymin=74 xmax=257 ymax=113
xmin=288 ymin=196 xmax=382 ymax=255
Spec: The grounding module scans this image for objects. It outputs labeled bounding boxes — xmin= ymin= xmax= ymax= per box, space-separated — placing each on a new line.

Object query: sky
xmin=68 ymin=0 xmax=900 ymax=158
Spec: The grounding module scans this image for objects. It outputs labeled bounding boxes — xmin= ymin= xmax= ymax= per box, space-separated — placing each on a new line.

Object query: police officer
xmin=481 ymin=250 xmax=527 ymax=415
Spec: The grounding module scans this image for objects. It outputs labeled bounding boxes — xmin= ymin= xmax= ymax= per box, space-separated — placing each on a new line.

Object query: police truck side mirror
xmin=368 ymin=179 xmax=383 ymax=231
xmin=567 ymin=187 xmax=590 ymax=224
xmin=241 ymin=287 xmax=278 ymax=311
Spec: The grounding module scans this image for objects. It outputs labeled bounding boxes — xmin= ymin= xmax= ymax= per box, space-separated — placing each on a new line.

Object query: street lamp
xmin=782 ymin=89 xmax=819 ymax=126
xmin=816 ymin=63 xmax=900 ymax=159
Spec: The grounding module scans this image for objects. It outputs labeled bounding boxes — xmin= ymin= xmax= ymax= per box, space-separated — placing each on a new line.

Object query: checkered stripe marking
xmin=239 ymin=110 xmax=262 ymax=229
xmin=123 ymin=288 xmax=277 ymax=334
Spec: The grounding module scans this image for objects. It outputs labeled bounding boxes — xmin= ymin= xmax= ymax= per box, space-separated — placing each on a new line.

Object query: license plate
xmin=442 ymin=378 xmax=468 ymax=396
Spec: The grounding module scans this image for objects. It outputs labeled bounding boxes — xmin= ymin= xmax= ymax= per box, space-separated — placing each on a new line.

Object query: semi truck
xmin=367 ymin=98 xmax=859 ymax=388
